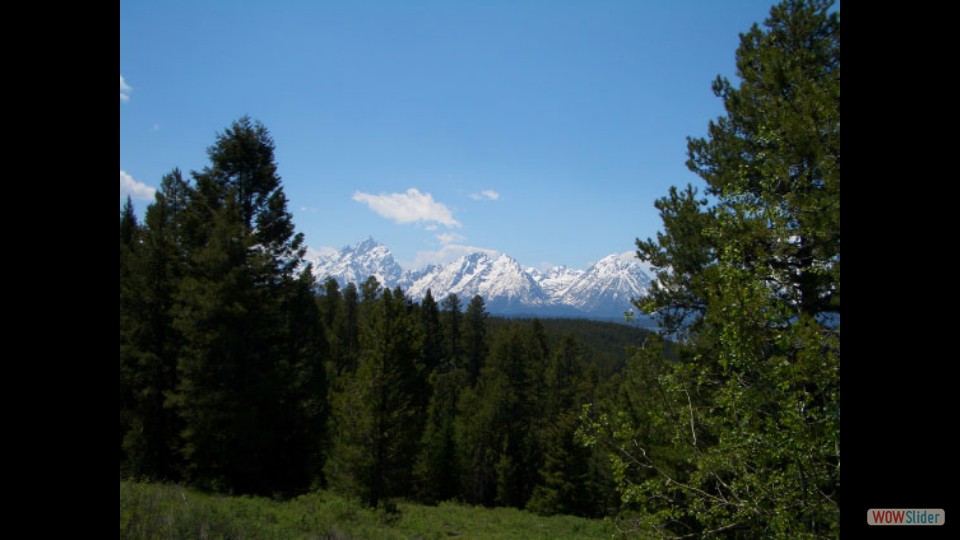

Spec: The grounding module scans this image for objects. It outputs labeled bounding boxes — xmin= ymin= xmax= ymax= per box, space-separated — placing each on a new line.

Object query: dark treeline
xmin=121 ymin=2 xmax=839 ymax=535
xmin=486 ymin=317 xmax=674 ymax=378
xmin=119 ymin=115 xmax=631 ymax=517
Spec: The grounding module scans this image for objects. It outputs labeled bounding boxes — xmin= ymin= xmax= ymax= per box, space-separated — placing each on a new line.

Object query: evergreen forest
xmin=120 ymin=1 xmax=839 ymax=537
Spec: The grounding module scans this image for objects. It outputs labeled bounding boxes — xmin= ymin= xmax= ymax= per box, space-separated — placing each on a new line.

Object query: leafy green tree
xmin=578 ymin=335 xmax=694 ymax=526
xmin=584 ymin=1 xmax=840 ymax=536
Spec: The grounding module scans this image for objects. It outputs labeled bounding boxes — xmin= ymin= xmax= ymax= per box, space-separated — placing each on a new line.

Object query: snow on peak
xmin=561 ymin=251 xmax=651 ymax=313
xmin=533 ymin=265 xmax=586 ymax=298
xmin=307 ymin=239 xmax=652 ymax=317
xmin=309 ymin=238 xmax=405 ymax=287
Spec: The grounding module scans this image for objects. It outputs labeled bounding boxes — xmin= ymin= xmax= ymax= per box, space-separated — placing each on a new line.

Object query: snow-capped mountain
xmin=405 ymin=252 xmax=548 ymax=312
xmin=560 ymin=252 xmax=653 ymax=316
xmin=307 ymin=237 xmax=405 ymax=288
xmin=528 ymin=265 xmax=585 ymax=298
xmin=309 ymin=239 xmax=652 ymax=320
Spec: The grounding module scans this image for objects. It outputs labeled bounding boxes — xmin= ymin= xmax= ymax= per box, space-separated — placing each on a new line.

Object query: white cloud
xmin=412 ymin=244 xmax=498 ymax=267
xmin=352 ymin=188 xmax=461 ymax=227
xmin=436 ymin=232 xmax=466 ymax=245
xmin=120 ymin=75 xmax=132 ymax=102
xmin=470 ymin=189 xmax=500 ymax=201
xmin=120 ymin=170 xmax=156 ymax=201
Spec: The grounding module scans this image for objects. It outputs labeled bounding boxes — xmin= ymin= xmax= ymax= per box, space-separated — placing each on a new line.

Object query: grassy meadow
xmin=120 ymin=481 xmax=616 ymax=539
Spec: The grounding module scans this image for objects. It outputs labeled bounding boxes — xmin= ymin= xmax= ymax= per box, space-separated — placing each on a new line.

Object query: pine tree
xmin=319 ymin=277 xmax=341 ymax=336
xmin=528 ymin=412 xmax=590 ymax=516
xmin=120 ymin=196 xmax=141 ymax=470
xmin=528 ymin=335 xmax=598 ymax=517
xmin=414 ymin=364 xmax=467 ymax=503
xmin=441 ymin=293 xmax=463 ymax=367
xmin=325 ymin=288 xmax=425 ymax=507
xmin=420 ymin=289 xmax=443 ymax=373
xmin=119 ymin=171 xmax=190 ymax=480
xmin=318 ymin=277 xmax=345 ymax=384
xmin=120 ymin=196 xmax=138 ymax=247
xmin=455 ymin=379 xmax=501 ymax=506
xmin=634 ymin=185 xmax=716 ymax=337
xmin=170 ymin=117 xmax=324 ymax=494
xmin=457 ymin=323 xmax=539 ymax=508
xmin=337 ymin=282 xmax=361 ymax=374
xmin=463 ymin=295 xmax=488 ymax=386
xmin=360 ymin=276 xmax=381 ymax=304
xmin=171 ymin=192 xmax=257 ymax=491
xmin=526 ymin=318 xmax=550 ymax=440
xmin=584 ymin=1 xmax=840 ymax=535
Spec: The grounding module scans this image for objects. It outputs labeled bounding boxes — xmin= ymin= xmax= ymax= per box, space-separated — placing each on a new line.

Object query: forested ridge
xmin=121 ymin=1 xmax=839 ymax=536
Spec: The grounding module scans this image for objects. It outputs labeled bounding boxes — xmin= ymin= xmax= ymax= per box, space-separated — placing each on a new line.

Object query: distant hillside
xmin=487 ymin=316 xmax=658 ymax=378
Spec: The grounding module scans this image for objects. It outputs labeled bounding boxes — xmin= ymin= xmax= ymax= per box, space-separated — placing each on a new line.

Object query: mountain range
xmin=307 ymin=238 xmax=655 ymax=322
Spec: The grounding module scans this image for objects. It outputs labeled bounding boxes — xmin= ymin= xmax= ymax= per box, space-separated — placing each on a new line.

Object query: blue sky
xmin=120 ymin=0 xmax=780 ymax=271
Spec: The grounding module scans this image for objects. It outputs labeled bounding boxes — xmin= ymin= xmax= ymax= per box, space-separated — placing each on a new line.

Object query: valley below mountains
xmin=307 ymin=238 xmax=655 ymax=323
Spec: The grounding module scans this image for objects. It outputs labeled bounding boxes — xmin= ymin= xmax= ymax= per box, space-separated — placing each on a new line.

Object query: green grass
xmin=120 ymin=481 xmax=615 ymax=539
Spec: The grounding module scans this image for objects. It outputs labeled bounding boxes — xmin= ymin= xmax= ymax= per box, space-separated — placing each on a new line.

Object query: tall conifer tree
xmin=120 ymin=171 xmax=190 ymax=480
xmin=326 ymin=288 xmax=424 ymax=507
xmin=170 ymin=117 xmax=325 ymax=494
xmin=463 ymin=295 xmax=488 ymax=386
xmin=582 ymin=2 xmax=840 ymax=535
